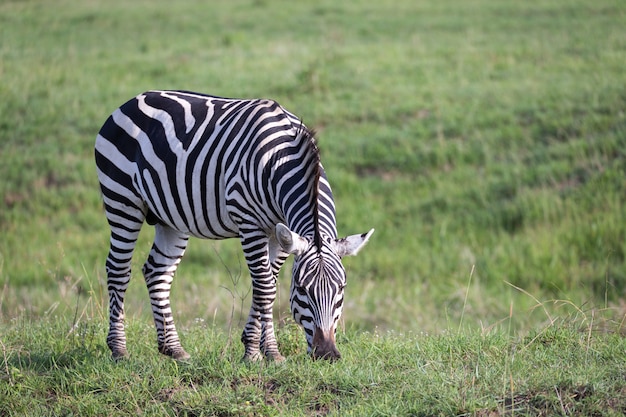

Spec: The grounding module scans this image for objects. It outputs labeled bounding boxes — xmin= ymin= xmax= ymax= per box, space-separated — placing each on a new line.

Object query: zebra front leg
xmin=260 ymin=249 xmax=289 ymax=360
xmin=143 ymin=224 xmax=190 ymax=360
xmin=260 ymin=315 xmax=284 ymax=362
xmin=242 ymin=294 xmax=284 ymax=362
xmin=240 ymin=232 xmax=285 ymax=362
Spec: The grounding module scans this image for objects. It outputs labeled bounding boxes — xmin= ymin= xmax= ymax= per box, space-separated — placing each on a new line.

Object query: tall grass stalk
xmin=458 ymin=264 xmax=475 ymax=332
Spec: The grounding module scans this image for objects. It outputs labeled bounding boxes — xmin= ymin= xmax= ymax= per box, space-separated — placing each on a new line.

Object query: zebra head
xmin=276 ymin=223 xmax=374 ymax=360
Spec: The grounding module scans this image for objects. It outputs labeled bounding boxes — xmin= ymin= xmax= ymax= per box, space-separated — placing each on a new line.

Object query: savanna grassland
xmin=1 ymin=0 xmax=625 ymax=415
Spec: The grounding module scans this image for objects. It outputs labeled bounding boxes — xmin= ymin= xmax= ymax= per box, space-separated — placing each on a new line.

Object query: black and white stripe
xmin=95 ymin=90 xmax=373 ymax=361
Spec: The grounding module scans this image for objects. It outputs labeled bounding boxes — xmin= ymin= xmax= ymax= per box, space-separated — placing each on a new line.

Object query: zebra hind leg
xmin=105 ymin=219 xmax=143 ymax=360
xmin=143 ymin=224 xmax=190 ymax=360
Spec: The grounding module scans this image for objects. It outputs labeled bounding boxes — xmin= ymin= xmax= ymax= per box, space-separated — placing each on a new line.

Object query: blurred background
xmin=1 ymin=0 xmax=624 ymax=336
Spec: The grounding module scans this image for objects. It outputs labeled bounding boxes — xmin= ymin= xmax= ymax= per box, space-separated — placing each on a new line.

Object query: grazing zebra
xmin=95 ymin=90 xmax=373 ymax=361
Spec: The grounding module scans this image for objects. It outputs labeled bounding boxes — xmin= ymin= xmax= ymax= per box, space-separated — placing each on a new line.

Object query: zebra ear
xmin=276 ymin=223 xmax=309 ymax=256
xmin=334 ymin=229 xmax=375 ymax=258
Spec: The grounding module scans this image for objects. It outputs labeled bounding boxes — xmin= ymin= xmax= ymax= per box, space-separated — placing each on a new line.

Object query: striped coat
xmin=95 ymin=90 xmax=373 ymax=361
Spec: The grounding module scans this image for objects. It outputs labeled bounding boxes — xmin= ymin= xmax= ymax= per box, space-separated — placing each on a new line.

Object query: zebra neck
xmin=268 ymin=126 xmax=337 ymax=243
xmin=282 ymin=189 xmax=338 ymax=245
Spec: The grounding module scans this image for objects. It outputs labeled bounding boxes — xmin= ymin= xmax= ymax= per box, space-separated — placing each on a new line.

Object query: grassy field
xmin=2 ymin=318 xmax=626 ymax=416
xmin=1 ymin=0 xmax=625 ymax=414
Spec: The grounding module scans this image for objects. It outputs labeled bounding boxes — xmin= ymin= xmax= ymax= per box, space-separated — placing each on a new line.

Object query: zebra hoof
xmin=267 ymin=353 xmax=286 ymax=363
xmin=159 ymin=346 xmax=191 ymax=361
xmin=242 ymin=352 xmax=286 ymax=363
xmin=171 ymin=350 xmax=191 ymax=361
xmin=111 ymin=348 xmax=129 ymax=361
xmin=242 ymin=351 xmax=264 ymax=362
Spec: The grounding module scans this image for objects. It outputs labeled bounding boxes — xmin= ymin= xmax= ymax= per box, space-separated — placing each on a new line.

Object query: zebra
xmin=95 ymin=90 xmax=374 ymax=361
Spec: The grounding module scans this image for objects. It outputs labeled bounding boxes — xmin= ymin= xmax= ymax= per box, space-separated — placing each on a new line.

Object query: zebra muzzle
xmin=312 ymin=326 xmax=341 ymax=360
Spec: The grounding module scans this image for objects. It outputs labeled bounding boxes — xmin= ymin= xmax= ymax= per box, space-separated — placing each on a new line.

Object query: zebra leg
xmin=261 ymin=246 xmax=289 ymax=360
xmin=240 ymin=231 xmax=285 ymax=362
xmin=104 ymin=213 xmax=143 ymax=360
xmin=142 ymin=224 xmax=190 ymax=360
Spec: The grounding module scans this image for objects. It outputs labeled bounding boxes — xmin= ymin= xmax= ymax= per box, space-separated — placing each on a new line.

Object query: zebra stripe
xmin=95 ymin=90 xmax=373 ymax=361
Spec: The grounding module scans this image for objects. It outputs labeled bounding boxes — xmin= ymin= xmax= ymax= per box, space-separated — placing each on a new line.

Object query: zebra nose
xmin=312 ymin=326 xmax=341 ymax=361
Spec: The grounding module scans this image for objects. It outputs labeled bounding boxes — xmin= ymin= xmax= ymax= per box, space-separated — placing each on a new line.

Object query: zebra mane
xmin=298 ymin=124 xmax=323 ymax=253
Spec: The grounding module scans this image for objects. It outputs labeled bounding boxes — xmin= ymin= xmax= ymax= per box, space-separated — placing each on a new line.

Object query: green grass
xmin=2 ymin=314 xmax=625 ymax=416
xmin=1 ymin=0 xmax=624 ymax=332
xmin=0 ymin=0 xmax=625 ymax=414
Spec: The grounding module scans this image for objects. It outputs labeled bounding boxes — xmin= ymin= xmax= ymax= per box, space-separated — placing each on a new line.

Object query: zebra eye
xmin=295 ymin=286 xmax=307 ymax=296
